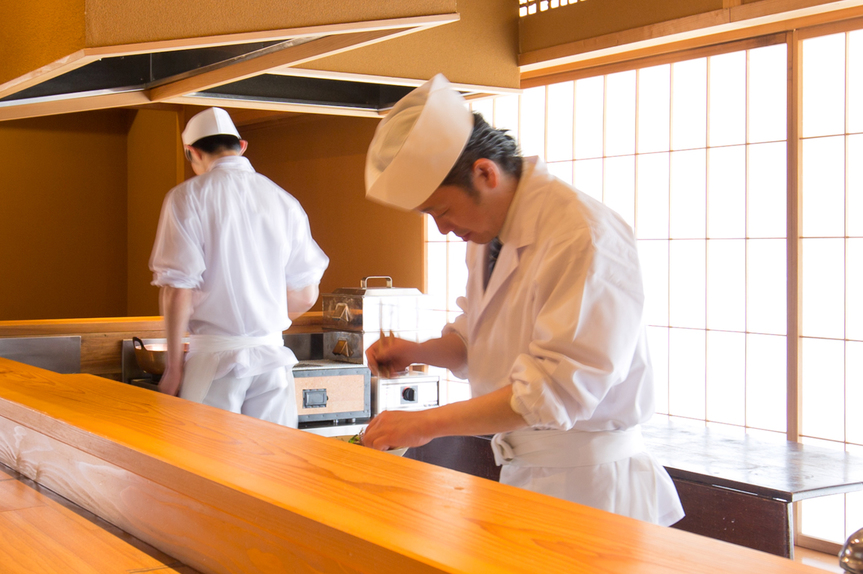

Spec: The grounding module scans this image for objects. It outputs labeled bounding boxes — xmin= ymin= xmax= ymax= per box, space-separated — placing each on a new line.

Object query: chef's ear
xmin=238 ymin=140 xmax=249 ymax=156
xmin=471 ymin=158 xmax=500 ymax=190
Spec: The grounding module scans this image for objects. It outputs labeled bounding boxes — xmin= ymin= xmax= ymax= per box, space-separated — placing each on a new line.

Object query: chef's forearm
xmin=160 ymin=286 xmax=193 ymax=370
xmin=287 ymin=284 xmax=319 ymax=319
xmin=414 ymin=332 xmax=467 ymax=372
xmin=425 ymin=384 xmax=528 ymax=438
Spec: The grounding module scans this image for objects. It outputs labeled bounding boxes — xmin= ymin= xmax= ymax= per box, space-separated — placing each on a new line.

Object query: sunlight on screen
xmin=709 ymin=51 xmax=746 ymax=147
xmin=802 ymin=238 xmax=845 ymax=339
xmin=747 ymin=142 xmax=787 ymax=238
xmin=636 ymin=153 xmax=670 ymax=239
xmin=745 ymin=333 xmax=786 ymax=432
xmin=647 ymin=326 xmax=670 ymax=414
xmin=520 ymin=86 xmax=546 ymax=158
xmin=669 ymin=328 xmax=706 ymax=419
xmin=747 ymin=239 xmax=787 ymax=335
xmin=605 ymin=70 xmax=636 ymax=157
xmin=669 ymin=240 xmax=706 ymax=329
xmin=707 ymin=146 xmax=746 ymax=238
xmin=574 ymin=76 xmax=604 ymax=160
xmin=604 ymin=156 xmax=635 ymax=227
xmin=748 ymin=44 xmax=787 ymax=143
xmin=638 ymin=65 xmax=671 ymax=153
xmin=802 ymin=136 xmax=845 ymax=237
xmin=638 ymin=240 xmax=669 ymax=327
xmin=707 ymin=239 xmax=745 ymax=332
xmin=802 ymin=337 xmax=845 ymax=442
xmin=706 ymin=330 xmax=746 ymax=426
xmin=671 ymin=58 xmax=707 ymax=150
xmin=803 ymin=33 xmax=846 ymax=138
xmin=670 ymin=149 xmax=706 ymax=239
xmin=547 ymin=82 xmax=574 ymax=162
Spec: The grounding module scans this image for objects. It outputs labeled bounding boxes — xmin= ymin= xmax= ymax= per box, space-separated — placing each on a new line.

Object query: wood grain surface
xmin=0 ymin=357 xmax=825 ymax=574
xmin=0 ymin=461 xmax=198 ymax=573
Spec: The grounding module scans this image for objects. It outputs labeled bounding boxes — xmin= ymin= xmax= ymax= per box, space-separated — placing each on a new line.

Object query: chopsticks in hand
xmin=378 ymin=328 xmax=395 ymax=379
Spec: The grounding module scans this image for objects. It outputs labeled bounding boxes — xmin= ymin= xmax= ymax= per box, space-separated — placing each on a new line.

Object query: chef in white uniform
xmin=149 ymin=107 xmax=329 ymax=426
xmin=361 ymin=75 xmax=684 ymax=526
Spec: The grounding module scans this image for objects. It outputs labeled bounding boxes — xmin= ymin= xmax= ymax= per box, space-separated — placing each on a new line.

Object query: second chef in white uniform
xmin=361 ymin=75 xmax=683 ymax=526
xmin=150 ymin=107 xmax=329 ymax=426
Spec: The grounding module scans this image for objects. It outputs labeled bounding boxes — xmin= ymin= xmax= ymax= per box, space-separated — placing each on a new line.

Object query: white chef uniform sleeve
xmin=283 ymin=206 xmax=329 ymax=290
xmin=441 ymin=297 xmax=469 ymax=379
xmin=149 ymin=190 xmax=206 ymax=289
xmin=509 ymin=228 xmax=646 ymax=430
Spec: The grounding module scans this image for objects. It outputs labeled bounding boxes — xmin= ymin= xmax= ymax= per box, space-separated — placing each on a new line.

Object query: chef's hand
xmin=158 ymin=366 xmax=183 ymax=397
xmin=365 ymin=336 xmax=420 ymax=377
xmin=362 ymin=410 xmax=434 ymax=451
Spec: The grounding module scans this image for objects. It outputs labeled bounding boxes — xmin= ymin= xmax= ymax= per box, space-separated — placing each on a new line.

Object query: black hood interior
xmin=1 ymin=38 xmax=416 ymax=111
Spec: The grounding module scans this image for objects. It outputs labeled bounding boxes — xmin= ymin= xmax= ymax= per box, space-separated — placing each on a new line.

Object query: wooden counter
xmin=0 ymin=462 xmax=199 ymax=573
xmin=0 ymin=357 xmax=825 ymax=574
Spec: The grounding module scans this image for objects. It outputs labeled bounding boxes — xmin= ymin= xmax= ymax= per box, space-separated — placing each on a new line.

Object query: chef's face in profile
xmin=418 ymin=183 xmax=498 ymax=245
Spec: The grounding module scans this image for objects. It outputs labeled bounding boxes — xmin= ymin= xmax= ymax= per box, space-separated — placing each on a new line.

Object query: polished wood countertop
xmin=0 ymin=357 xmax=823 ymax=573
xmin=0 ymin=462 xmax=199 ymax=573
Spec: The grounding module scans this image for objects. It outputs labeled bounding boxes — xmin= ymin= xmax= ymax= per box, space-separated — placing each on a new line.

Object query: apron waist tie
xmin=189 ymin=333 xmax=284 ymax=353
xmin=490 ymin=426 xmax=645 ymax=468
xmin=180 ymin=333 xmax=284 ymax=403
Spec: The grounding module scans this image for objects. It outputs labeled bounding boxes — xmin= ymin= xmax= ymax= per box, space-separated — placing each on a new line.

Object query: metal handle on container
xmin=361 ymin=276 xmax=393 ymax=289
xmin=132 ymin=337 xmax=146 ymax=351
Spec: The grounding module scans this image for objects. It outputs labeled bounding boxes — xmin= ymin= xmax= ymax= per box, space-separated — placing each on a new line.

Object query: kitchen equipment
xmin=293 ymin=360 xmax=371 ymax=425
xmin=372 ymin=370 xmax=440 ymax=413
xmin=132 ymin=337 xmax=188 ymax=376
xmin=841 ymin=527 xmax=863 ymax=573
xmin=321 ymin=276 xmax=441 ymax=415
xmin=322 ymin=276 xmax=436 ymax=363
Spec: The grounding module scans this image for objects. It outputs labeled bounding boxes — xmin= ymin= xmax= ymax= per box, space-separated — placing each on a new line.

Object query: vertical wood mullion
xmin=786 ymin=30 xmax=803 ymax=444
xmin=602 ymin=76 xmax=608 ymax=204
xmin=787 ymin=30 xmax=804 ymax=546
xmin=704 ymin=57 xmax=711 ymax=422
xmin=667 ymin=65 xmax=674 ymax=415
xmin=572 ymin=80 xmax=577 ymax=189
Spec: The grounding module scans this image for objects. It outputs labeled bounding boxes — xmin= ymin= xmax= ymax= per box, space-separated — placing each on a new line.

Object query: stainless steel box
xmin=322 ymin=276 xmax=434 ymax=334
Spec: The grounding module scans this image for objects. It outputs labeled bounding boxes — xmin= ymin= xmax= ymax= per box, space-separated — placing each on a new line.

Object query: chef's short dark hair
xmin=441 ymin=112 xmax=522 ymax=194
xmin=191 ymin=134 xmax=242 ymax=154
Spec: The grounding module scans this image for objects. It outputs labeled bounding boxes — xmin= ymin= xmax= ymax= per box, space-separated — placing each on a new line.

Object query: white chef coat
xmin=149 ymin=155 xmax=329 ymax=411
xmin=445 ymin=157 xmax=683 ymax=526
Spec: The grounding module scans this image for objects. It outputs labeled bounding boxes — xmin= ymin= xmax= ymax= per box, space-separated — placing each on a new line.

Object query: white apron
xmin=491 ymin=427 xmax=684 ymax=526
xmin=179 ymin=333 xmax=289 ymax=404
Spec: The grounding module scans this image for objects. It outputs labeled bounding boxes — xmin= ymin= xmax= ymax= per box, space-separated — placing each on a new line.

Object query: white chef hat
xmin=365 ymin=74 xmax=474 ymax=211
xmin=182 ymin=107 xmax=241 ymax=146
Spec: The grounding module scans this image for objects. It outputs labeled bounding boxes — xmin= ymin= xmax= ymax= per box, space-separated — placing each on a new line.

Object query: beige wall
xmin=0 ymin=106 xmax=423 ymax=321
xmin=306 ymin=0 xmax=520 ymax=89
xmin=82 ymin=0 xmax=456 ymax=47
xmin=242 ymin=114 xmax=425 ymax=297
xmin=126 ymin=108 xmax=185 ymax=316
xmin=0 ymin=110 xmax=131 ymax=320
xmin=0 ymin=0 xmax=85 ymax=89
